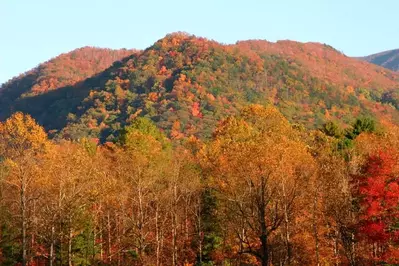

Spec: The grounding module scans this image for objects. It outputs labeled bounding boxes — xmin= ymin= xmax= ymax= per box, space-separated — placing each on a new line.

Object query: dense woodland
xmin=0 ymin=33 xmax=399 ymax=265
xmin=0 ymin=105 xmax=398 ymax=265
xmin=1 ymin=33 xmax=398 ymax=142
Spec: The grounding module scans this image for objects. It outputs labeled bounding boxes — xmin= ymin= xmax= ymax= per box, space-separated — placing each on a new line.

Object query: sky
xmin=1 ymin=0 xmax=398 ymax=84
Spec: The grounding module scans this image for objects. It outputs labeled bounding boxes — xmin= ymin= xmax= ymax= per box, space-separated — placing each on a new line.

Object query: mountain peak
xmin=1 ymin=34 xmax=398 ymax=141
xmin=1 ymin=47 xmax=135 ymax=95
xmin=360 ymin=49 xmax=399 ymax=71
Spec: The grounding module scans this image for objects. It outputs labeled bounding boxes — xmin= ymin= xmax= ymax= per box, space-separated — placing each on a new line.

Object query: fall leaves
xmin=0 ymin=107 xmax=398 ymax=265
xmin=0 ymin=112 xmax=49 ymax=158
xmin=353 ymin=146 xmax=399 ymax=262
xmin=3 ymin=33 xmax=398 ymax=145
xmin=0 ymin=113 xmax=203 ymax=265
xmin=201 ymin=105 xmax=315 ymax=265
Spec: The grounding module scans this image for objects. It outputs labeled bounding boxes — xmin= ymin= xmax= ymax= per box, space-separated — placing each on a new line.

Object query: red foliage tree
xmin=354 ymin=150 xmax=399 ymax=263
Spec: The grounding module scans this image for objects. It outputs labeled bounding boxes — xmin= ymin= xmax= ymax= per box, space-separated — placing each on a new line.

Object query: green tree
xmin=346 ymin=117 xmax=376 ymax=140
xmin=321 ymin=121 xmax=342 ymax=138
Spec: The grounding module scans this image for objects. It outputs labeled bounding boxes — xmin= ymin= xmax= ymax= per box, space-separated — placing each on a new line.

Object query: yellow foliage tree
xmin=0 ymin=112 xmax=49 ymax=266
xmin=202 ymin=105 xmax=315 ymax=266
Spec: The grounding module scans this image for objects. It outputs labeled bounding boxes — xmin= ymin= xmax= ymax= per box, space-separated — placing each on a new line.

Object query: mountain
xmin=1 ymin=33 xmax=398 ymax=141
xmin=0 ymin=46 xmax=136 ymax=130
xmin=360 ymin=49 xmax=399 ymax=72
xmin=0 ymin=46 xmax=135 ymax=105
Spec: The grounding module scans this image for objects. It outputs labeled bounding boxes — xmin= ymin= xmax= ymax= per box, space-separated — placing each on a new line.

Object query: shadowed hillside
xmin=0 ymin=46 xmax=136 ymax=100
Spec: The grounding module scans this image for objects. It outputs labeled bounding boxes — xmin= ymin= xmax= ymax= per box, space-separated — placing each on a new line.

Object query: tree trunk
xmin=60 ymin=230 xmax=63 ymax=265
xmin=351 ymin=233 xmax=356 ymax=265
xmin=185 ymin=197 xmax=189 ymax=241
xmin=50 ymin=225 xmax=55 ymax=266
xmin=260 ymin=233 xmax=269 ymax=266
xmin=334 ymin=229 xmax=339 ymax=266
xmin=31 ymin=200 xmax=37 ymax=265
xmin=259 ymin=176 xmax=269 ymax=266
xmin=284 ymin=208 xmax=290 ymax=265
xmin=282 ymin=183 xmax=291 ymax=265
xmin=68 ymin=224 xmax=73 ymax=266
xmin=172 ymin=183 xmax=178 ymax=266
xmin=117 ymin=213 xmax=121 ymax=266
xmin=313 ymin=190 xmax=320 ymax=266
xmin=21 ymin=172 xmax=27 ymax=266
xmin=155 ymin=204 xmax=160 ymax=266
xmin=160 ymin=226 xmax=164 ymax=265
xmin=58 ymin=180 xmax=64 ymax=266
xmin=197 ymin=198 xmax=203 ymax=265
xmin=98 ymin=223 xmax=102 ymax=262
xmin=107 ymin=211 xmax=112 ymax=263
xmin=138 ymin=184 xmax=145 ymax=258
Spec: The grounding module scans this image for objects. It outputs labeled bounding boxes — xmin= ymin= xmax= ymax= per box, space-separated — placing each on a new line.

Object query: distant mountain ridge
xmin=360 ymin=49 xmax=399 ymax=72
xmin=1 ymin=33 xmax=398 ymax=141
xmin=0 ymin=46 xmax=136 ymax=95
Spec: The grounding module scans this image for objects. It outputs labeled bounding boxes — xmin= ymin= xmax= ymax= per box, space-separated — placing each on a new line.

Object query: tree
xmin=353 ymin=150 xmax=399 ymax=264
xmin=0 ymin=112 xmax=48 ymax=158
xmin=0 ymin=112 xmax=49 ymax=266
xmin=346 ymin=117 xmax=376 ymax=140
xmin=39 ymin=141 xmax=98 ymax=266
xmin=313 ymin=137 xmax=357 ymax=265
xmin=202 ymin=105 xmax=315 ymax=265
xmin=321 ymin=121 xmax=342 ymax=138
xmin=116 ymin=118 xmax=170 ymax=264
xmin=165 ymin=147 xmax=202 ymax=265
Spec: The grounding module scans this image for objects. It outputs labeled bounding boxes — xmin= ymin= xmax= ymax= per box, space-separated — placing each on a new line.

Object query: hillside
xmin=237 ymin=40 xmax=398 ymax=87
xmin=0 ymin=47 xmax=135 ymax=106
xmin=0 ymin=47 xmax=136 ymax=96
xmin=0 ymin=46 xmax=135 ymax=130
xmin=1 ymin=33 xmax=398 ymax=141
xmin=360 ymin=49 xmax=399 ymax=72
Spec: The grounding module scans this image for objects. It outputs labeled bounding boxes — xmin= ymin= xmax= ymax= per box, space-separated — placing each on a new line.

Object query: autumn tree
xmin=0 ymin=112 xmax=49 ymax=266
xmin=38 ymin=140 xmax=100 ymax=266
xmin=353 ymin=150 xmax=399 ymax=263
xmin=114 ymin=117 xmax=169 ymax=264
xmin=202 ymin=105 xmax=315 ymax=265
xmin=311 ymin=131 xmax=358 ymax=265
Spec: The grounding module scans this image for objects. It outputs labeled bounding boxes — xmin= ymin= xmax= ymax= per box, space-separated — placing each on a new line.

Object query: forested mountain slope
xmin=1 ymin=46 xmax=135 ymax=97
xmin=1 ymin=33 xmax=398 ymax=141
xmin=0 ymin=33 xmax=399 ymax=266
xmin=0 ymin=47 xmax=136 ymax=132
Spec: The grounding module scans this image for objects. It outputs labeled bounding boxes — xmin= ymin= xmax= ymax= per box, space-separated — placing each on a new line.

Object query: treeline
xmin=0 ymin=105 xmax=398 ymax=266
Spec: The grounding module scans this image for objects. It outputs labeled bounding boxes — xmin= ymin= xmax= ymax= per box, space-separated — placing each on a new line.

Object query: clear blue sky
xmin=1 ymin=0 xmax=398 ymax=84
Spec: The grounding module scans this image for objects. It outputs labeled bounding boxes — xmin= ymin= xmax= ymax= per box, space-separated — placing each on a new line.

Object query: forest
xmin=0 ymin=104 xmax=398 ymax=266
xmin=1 ymin=33 xmax=398 ymax=143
